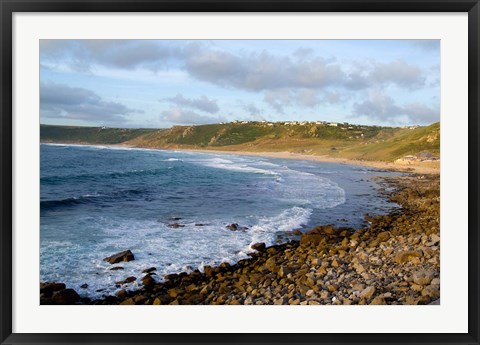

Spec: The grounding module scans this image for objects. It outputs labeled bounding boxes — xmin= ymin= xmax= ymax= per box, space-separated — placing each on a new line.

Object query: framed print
xmin=1 ymin=1 xmax=479 ymax=345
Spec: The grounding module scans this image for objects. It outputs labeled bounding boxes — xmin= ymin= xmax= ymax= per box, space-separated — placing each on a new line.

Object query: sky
xmin=40 ymin=39 xmax=440 ymax=128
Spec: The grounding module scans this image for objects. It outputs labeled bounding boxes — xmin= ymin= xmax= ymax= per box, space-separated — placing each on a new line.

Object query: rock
xmin=116 ymin=276 xmax=137 ymax=284
xmin=278 ymin=266 xmax=293 ymax=277
xmin=52 ymin=289 xmax=80 ymax=304
xmin=251 ymin=242 xmax=266 ymax=252
xmin=115 ymin=289 xmax=127 ymax=299
xmin=394 ymin=250 xmax=422 ymax=264
xmin=376 ymin=231 xmax=390 ymax=242
xmin=153 ymin=298 xmax=162 ymax=305
xmin=120 ymin=298 xmax=135 ymax=305
xmin=80 ymin=283 xmax=88 ymax=289
xmin=167 ymin=223 xmax=185 ymax=228
xmin=226 ymin=223 xmax=239 ymax=231
xmin=195 ymin=223 xmax=207 ymax=226
xmin=427 ymin=234 xmax=440 ymax=246
xmin=103 ymin=250 xmax=135 ymax=264
xmin=370 ymin=296 xmax=386 ymax=305
xmin=412 ymin=269 xmax=435 ymax=285
xmin=422 ymin=284 xmax=440 ymax=298
xmin=141 ymin=274 xmax=156 ymax=287
xmin=142 ymin=267 xmax=157 ymax=274
xmin=168 ymin=217 xmax=182 ymax=221
xmin=359 ymin=286 xmax=376 ymax=300
xmin=226 ymin=223 xmax=248 ymax=231
xmin=40 ymin=282 xmax=66 ymax=295
xmin=109 ymin=266 xmax=124 ymax=271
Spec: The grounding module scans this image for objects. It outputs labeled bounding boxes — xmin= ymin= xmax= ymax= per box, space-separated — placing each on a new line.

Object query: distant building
xmin=328 ymin=123 xmax=338 ymax=127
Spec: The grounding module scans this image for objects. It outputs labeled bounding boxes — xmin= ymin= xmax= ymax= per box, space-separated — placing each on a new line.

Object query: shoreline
xmin=41 ymin=141 xmax=440 ymax=174
xmin=41 ymin=173 xmax=440 ymax=305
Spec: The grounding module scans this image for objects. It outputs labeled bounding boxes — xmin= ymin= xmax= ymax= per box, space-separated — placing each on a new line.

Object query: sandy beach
xmin=47 ymin=141 xmax=440 ymax=175
xmin=169 ymin=148 xmax=440 ymax=175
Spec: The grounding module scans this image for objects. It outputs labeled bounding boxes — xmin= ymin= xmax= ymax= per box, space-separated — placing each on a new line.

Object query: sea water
xmin=40 ymin=144 xmax=399 ymax=299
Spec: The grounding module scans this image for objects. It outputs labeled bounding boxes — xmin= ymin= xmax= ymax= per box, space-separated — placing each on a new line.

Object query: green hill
xmin=40 ymin=125 xmax=156 ymax=144
xmin=40 ymin=121 xmax=440 ymax=162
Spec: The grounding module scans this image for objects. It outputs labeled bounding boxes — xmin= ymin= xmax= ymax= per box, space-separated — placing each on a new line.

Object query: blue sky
xmin=40 ymin=39 xmax=440 ymax=128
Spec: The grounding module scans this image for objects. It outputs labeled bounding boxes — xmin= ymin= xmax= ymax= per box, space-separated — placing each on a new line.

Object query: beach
xmin=40 ymin=144 xmax=440 ymax=305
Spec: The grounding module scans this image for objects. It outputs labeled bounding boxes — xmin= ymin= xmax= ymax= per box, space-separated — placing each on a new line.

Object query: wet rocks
xmin=40 ymin=282 xmax=65 ymax=295
xmin=109 ymin=266 xmax=125 ymax=271
xmin=80 ymin=174 xmax=440 ymax=306
xmin=167 ymin=223 xmax=185 ymax=228
xmin=41 ymin=282 xmax=81 ymax=305
xmin=103 ymin=250 xmax=135 ymax=264
xmin=226 ymin=223 xmax=249 ymax=231
xmin=251 ymin=242 xmax=266 ymax=252
xmin=52 ymin=289 xmax=80 ymax=304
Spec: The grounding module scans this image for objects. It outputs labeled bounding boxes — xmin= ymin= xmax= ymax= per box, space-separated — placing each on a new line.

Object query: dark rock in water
xmin=226 ymin=223 xmax=249 ymax=231
xmin=141 ymin=274 xmax=156 ymax=287
xmin=80 ymin=283 xmax=88 ymax=289
xmin=251 ymin=242 xmax=266 ymax=252
xmin=167 ymin=223 xmax=185 ymax=228
xmin=40 ymin=282 xmax=66 ymax=295
xmin=96 ymin=288 xmax=106 ymax=292
xmin=164 ymin=273 xmax=178 ymax=281
xmin=292 ymin=229 xmax=303 ymax=235
xmin=115 ymin=276 xmax=137 ymax=285
xmin=142 ymin=267 xmax=157 ymax=274
xmin=103 ymin=250 xmax=135 ymax=264
xmin=116 ymin=289 xmax=127 ymax=299
xmin=226 ymin=223 xmax=239 ymax=231
xmin=195 ymin=223 xmax=208 ymax=227
xmin=168 ymin=217 xmax=182 ymax=221
xmin=109 ymin=266 xmax=124 ymax=271
xmin=52 ymin=289 xmax=80 ymax=304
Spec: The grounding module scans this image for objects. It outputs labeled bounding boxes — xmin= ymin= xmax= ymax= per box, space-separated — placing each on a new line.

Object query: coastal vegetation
xmin=41 ymin=121 xmax=439 ymax=163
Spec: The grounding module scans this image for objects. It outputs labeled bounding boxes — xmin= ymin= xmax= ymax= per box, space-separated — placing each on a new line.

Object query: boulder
xmin=141 ymin=274 xmax=156 ymax=287
xmin=52 ymin=289 xmax=80 ymax=304
xmin=103 ymin=250 xmax=135 ymax=264
xmin=412 ymin=269 xmax=435 ymax=286
xmin=226 ymin=223 xmax=239 ymax=231
xmin=40 ymin=282 xmax=66 ymax=295
xmin=142 ymin=267 xmax=157 ymax=274
xmin=394 ymin=250 xmax=422 ymax=264
xmin=360 ymin=286 xmax=376 ymax=300
xmin=251 ymin=242 xmax=266 ymax=252
xmin=80 ymin=283 xmax=88 ymax=289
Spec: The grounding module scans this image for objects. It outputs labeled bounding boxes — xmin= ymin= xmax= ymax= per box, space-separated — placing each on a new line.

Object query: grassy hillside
xmin=40 ymin=125 xmax=156 ymax=144
xmin=41 ymin=121 xmax=440 ymax=162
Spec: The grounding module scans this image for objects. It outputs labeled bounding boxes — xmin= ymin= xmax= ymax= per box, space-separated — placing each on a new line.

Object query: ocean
xmin=40 ymin=144 xmax=399 ymax=299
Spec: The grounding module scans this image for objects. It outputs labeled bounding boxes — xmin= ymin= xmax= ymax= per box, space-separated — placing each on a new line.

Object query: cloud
xmin=184 ymin=48 xmax=344 ymax=92
xmin=241 ymin=102 xmax=263 ymax=116
xmin=40 ymin=82 xmax=141 ymax=124
xmin=353 ymin=90 xmax=439 ymax=124
xmin=160 ymin=108 xmax=227 ymax=125
xmin=410 ymin=40 xmax=440 ymax=51
xmin=162 ymin=94 xmax=219 ymax=114
xmin=40 ymin=40 xmax=174 ymax=72
xmin=369 ymin=60 xmax=425 ymax=89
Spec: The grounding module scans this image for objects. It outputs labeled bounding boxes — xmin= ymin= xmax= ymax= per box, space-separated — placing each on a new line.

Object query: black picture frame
xmin=1 ymin=1 xmax=479 ymax=344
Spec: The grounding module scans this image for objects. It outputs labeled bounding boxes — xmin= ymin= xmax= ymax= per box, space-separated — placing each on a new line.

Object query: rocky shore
xmin=41 ymin=173 xmax=440 ymax=305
